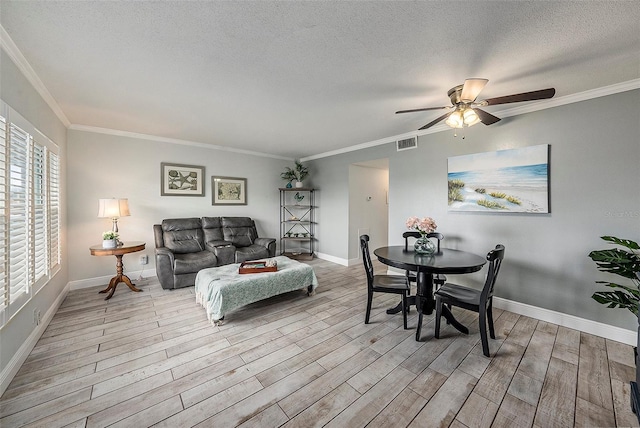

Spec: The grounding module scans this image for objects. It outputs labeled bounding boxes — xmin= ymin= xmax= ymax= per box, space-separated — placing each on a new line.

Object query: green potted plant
xmin=589 ymin=236 xmax=640 ymax=417
xmin=588 ymin=236 xmax=640 ymax=314
xmin=280 ymin=161 xmax=309 ymax=188
xmin=102 ymin=231 xmax=119 ymax=249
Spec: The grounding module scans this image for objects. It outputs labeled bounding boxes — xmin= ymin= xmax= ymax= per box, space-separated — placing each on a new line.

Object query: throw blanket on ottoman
xmin=195 ymin=255 xmax=318 ymax=325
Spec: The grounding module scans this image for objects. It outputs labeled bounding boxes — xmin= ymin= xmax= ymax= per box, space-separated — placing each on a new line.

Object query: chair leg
xmin=415 ymin=309 xmax=423 ymax=340
xmin=487 ymin=302 xmax=495 ymax=339
xmin=365 ymin=291 xmax=373 ymax=324
xmin=479 ymin=310 xmax=490 ymax=357
xmin=402 ymin=293 xmax=408 ymax=330
xmin=434 ymin=296 xmax=443 ymax=339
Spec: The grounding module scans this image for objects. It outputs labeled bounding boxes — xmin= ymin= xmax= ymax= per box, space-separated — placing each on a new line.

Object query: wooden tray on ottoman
xmin=239 ymin=260 xmax=277 ymax=274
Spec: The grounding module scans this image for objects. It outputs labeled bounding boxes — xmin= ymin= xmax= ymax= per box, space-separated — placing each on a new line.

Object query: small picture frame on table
xmin=212 ymin=176 xmax=247 ymax=205
xmin=160 ymin=163 xmax=205 ymax=196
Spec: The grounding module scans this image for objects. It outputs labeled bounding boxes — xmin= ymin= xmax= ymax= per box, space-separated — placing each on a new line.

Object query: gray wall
xmin=309 ymin=89 xmax=640 ymax=330
xmin=67 ymin=130 xmax=291 ymax=281
xmin=0 ymin=50 xmax=68 ymax=379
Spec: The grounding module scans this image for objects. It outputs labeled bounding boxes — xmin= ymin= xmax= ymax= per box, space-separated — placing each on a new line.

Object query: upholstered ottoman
xmin=195 ymin=256 xmax=318 ymax=325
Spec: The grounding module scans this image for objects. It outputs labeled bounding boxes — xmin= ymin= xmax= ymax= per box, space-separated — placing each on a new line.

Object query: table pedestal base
xmin=98 ymin=254 xmax=142 ymax=300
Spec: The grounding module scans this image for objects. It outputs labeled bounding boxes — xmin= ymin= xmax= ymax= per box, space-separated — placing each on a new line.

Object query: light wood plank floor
xmin=1 ymin=258 xmax=638 ymax=427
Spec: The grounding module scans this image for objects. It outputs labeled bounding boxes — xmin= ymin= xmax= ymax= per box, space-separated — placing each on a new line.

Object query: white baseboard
xmin=0 ymin=283 xmax=70 ymax=395
xmin=493 ymin=297 xmax=635 ymax=346
xmin=68 ymin=268 xmax=157 ymax=290
xmin=315 ymin=252 xmax=350 ymax=266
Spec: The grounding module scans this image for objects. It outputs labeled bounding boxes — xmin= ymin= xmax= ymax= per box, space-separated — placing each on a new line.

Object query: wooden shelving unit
xmin=279 ymin=187 xmax=315 ymax=260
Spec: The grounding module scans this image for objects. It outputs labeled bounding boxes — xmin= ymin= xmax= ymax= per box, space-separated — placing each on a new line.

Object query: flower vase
xmin=103 ymin=239 xmax=117 ymax=249
xmin=414 ymin=234 xmax=436 ymax=255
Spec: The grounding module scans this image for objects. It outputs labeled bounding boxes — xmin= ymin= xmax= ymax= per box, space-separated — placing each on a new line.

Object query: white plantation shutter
xmin=9 ymin=123 xmax=30 ymax=304
xmin=32 ymin=142 xmax=47 ymax=286
xmin=0 ymin=103 xmax=61 ymax=325
xmin=48 ymin=152 xmax=60 ymax=271
xmin=0 ymin=116 xmax=7 ymax=311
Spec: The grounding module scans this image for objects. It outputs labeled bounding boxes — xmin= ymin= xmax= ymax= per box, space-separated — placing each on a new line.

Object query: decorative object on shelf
xmin=160 ymin=163 xmax=205 ymax=196
xmin=212 ymin=176 xmax=247 ymax=205
xmin=406 ymin=216 xmax=438 ymax=255
xmin=102 ymin=231 xmax=119 ymax=248
xmin=294 ymin=192 xmax=305 ymax=205
xmin=588 ymin=236 xmax=640 ymax=315
xmin=280 ymin=161 xmax=309 ymax=188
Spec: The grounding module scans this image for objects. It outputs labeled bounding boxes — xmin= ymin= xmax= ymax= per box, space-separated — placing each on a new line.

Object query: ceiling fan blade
xmin=419 ymin=112 xmax=451 ymax=130
xmin=483 ymin=88 xmax=556 ymax=106
xmin=474 ymin=108 xmax=501 ymax=125
xmin=460 ymin=78 xmax=489 ymax=103
xmin=396 ymin=106 xmax=449 ymax=114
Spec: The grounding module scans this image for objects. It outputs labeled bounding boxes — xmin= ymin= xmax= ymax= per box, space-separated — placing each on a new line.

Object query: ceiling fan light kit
xmin=397 ymin=78 xmax=556 ymax=132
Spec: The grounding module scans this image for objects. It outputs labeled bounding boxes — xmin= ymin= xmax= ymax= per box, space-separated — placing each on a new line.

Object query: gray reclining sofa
xmin=153 ymin=216 xmax=276 ymax=289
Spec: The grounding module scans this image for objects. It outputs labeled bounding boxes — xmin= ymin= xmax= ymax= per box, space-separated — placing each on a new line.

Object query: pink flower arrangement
xmin=406 ymin=216 xmax=437 ymax=235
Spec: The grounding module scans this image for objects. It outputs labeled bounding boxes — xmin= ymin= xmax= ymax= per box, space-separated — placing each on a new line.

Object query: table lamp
xmin=98 ymin=198 xmax=130 ymax=233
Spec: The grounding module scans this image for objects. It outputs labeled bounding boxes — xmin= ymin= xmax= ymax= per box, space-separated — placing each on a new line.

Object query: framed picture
xmin=160 ymin=163 xmax=205 ymax=196
xmin=212 ymin=176 xmax=247 ymax=205
xmin=447 ymin=144 xmax=549 ymax=213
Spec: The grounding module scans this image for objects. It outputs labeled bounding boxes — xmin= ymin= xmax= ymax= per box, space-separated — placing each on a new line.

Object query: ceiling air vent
xmin=396 ymin=136 xmax=417 ymax=151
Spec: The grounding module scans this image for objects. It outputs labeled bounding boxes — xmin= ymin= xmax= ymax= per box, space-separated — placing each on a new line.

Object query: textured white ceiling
xmin=1 ymin=1 xmax=639 ymax=159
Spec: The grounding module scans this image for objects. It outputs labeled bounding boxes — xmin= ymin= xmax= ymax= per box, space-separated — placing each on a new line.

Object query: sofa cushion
xmin=162 ymin=218 xmax=205 ymax=254
xmin=221 ymin=217 xmax=258 ymax=247
xmin=223 ymin=226 xmax=256 ymax=247
xmin=235 ymin=244 xmax=270 ymax=263
xmin=173 ymin=251 xmax=217 ymax=274
xmin=202 ymin=217 xmax=225 ymax=241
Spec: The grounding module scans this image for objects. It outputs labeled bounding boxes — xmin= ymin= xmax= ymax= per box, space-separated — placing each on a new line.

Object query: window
xmin=0 ymin=103 xmax=61 ymax=327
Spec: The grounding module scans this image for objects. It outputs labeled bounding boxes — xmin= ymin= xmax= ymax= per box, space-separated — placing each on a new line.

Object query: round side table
xmin=89 ymin=241 xmax=146 ymax=300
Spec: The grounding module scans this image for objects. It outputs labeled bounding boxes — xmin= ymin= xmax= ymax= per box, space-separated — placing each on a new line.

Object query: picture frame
xmin=160 ymin=163 xmax=205 ymax=196
xmin=447 ymin=144 xmax=550 ymax=213
xmin=212 ymin=176 xmax=247 ymax=205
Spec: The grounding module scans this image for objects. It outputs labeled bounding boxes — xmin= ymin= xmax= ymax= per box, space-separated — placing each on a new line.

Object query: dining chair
xmin=434 ymin=244 xmax=505 ymax=357
xmin=360 ymin=234 xmax=410 ymax=329
xmin=403 ymin=231 xmax=447 ymax=288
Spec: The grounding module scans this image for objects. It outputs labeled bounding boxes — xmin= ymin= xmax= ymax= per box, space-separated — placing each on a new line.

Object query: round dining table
xmin=374 ymin=246 xmax=486 ymax=340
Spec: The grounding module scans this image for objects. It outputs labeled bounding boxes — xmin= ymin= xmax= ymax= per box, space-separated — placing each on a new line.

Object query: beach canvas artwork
xmin=447 ymin=144 xmax=549 ymax=213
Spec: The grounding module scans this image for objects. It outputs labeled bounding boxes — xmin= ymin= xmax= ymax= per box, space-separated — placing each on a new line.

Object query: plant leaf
xmin=601 ymin=236 xmax=640 ymax=250
xmin=588 ymin=248 xmax=640 ymax=279
xmin=592 ymin=290 xmax=638 ymax=316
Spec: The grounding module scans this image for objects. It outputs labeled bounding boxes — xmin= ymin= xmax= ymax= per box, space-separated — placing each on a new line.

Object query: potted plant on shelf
xmin=588 ymin=235 xmax=640 ymax=419
xmin=102 ymin=231 xmax=119 ymax=249
xmin=280 ymin=161 xmax=309 ymax=188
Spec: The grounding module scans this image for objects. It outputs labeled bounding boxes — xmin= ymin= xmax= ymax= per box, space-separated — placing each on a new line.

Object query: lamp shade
xmin=98 ymin=198 xmax=130 ymax=218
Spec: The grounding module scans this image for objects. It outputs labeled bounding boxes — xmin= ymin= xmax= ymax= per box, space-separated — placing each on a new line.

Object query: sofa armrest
xmin=254 ymin=237 xmax=276 ymax=257
xmin=155 ymin=247 xmax=175 ymax=289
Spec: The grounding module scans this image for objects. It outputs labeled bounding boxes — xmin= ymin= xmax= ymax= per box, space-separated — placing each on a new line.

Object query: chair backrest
xmin=359 ymin=234 xmax=374 ymax=288
xmin=403 ymin=231 xmax=421 ymax=251
xmin=426 ymin=232 xmax=444 ymax=252
xmin=480 ymin=244 xmax=506 ymax=305
xmin=403 ymin=231 xmax=444 ymax=252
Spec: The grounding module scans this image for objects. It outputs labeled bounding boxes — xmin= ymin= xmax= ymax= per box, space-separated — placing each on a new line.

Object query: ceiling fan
xmin=396 ymin=78 xmax=555 ymax=130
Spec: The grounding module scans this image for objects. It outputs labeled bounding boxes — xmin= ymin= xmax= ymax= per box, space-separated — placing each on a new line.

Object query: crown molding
xmin=0 ymin=25 xmax=71 ymax=128
xmin=302 ymin=79 xmax=640 ymax=162
xmin=69 ymin=124 xmax=293 ymax=161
